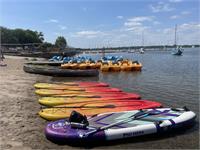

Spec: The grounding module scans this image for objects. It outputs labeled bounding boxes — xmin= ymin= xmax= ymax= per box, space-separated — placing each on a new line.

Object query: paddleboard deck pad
xmin=45 ymin=108 xmax=196 ymax=144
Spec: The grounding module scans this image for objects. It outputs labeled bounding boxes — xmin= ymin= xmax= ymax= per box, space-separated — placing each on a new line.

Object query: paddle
xmin=79 ymin=110 xmax=160 ymax=138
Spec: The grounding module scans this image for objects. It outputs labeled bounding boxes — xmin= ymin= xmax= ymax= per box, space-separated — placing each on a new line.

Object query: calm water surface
xmin=52 ymin=48 xmax=199 ymax=149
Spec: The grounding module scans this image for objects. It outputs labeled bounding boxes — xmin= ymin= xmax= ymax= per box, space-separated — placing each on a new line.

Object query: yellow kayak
xmin=35 ymin=88 xmax=122 ymax=96
xmin=39 ymin=101 xmax=133 ymax=120
xmin=35 ymin=89 xmax=80 ymax=96
xmin=38 ymin=100 xmax=161 ymax=120
xmin=37 ymin=94 xmax=108 ymax=98
xmin=34 ymin=83 xmax=94 ymax=90
xmin=34 ymin=82 xmax=109 ymax=89
xmin=38 ymin=93 xmax=141 ymax=106
xmin=38 ymin=97 xmax=96 ymax=106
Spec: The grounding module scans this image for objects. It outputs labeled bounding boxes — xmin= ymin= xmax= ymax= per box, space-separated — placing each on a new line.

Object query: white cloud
xmin=179 ymin=23 xmax=200 ymax=31
xmin=149 ymin=2 xmax=174 ymax=13
xmin=117 ymin=16 xmax=123 ymax=19
xmin=161 ymin=22 xmax=200 ymax=44
xmin=170 ymin=15 xmax=180 ymax=19
xmin=124 ymin=16 xmax=154 ymax=32
xmin=153 ymin=21 xmax=161 ymax=25
xmin=54 ymin=32 xmax=61 ymax=36
xmin=46 ymin=19 xmax=59 ymax=23
xmin=58 ymin=25 xmax=67 ymax=30
xmin=163 ymin=28 xmax=173 ymax=34
xmin=181 ymin=11 xmax=191 ymax=15
xmin=124 ymin=21 xmax=142 ymax=27
xmin=73 ymin=30 xmax=106 ymax=38
xmin=170 ymin=11 xmax=191 ymax=20
xmin=127 ymin=16 xmax=154 ymax=22
xmin=169 ymin=0 xmax=182 ymax=3
xmin=69 ymin=22 xmax=199 ymax=48
xmin=125 ymin=26 xmax=150 ymax=32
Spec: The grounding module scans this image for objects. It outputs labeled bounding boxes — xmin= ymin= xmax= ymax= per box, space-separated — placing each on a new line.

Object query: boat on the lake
xmin=171 ymin=25 xmax=183 ymax=56
xmin=172 ymin=47 xmax=183 ymax=56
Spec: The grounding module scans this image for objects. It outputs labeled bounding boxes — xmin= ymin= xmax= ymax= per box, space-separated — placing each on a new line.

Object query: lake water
xmin=53 ymin=48 xmax=199 ymax=149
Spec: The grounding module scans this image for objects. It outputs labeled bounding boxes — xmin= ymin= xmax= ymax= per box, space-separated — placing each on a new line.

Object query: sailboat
xmin=139 ymin=32 xmax=145 ymax=54
xmin=172 ymin=25 xmax=183 ymax=56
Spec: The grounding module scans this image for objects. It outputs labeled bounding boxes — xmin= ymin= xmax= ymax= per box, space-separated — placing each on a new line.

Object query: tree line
xmin=0 ymin=26 xmax=67 ymax=50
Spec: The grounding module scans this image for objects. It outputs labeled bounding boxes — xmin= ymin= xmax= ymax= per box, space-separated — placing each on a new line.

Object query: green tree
xmin=1 ymin=27 xmax=18 ymax=43
xmin=39 ymin=42 xmax=53 ymax=50
xmin=55 ymin=36 xmax=67 ymax=50
xmin=0 ymin=26 xmax=44 ymax=44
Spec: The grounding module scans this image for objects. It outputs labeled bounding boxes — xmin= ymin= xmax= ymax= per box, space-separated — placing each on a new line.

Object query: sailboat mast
xmin=174 ymin=24 xmax=177 ymax=47
xmin=142 ymin=31 xmax=144 ymax=47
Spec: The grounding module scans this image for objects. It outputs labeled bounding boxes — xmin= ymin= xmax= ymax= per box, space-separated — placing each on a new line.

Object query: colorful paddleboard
xmin=38 ymin=93 xmax=141 ymax=106
xmin=45 ymin=107 xmax=196 ymax=144
xmin=38 ymin=100 xmax=161 ymax=120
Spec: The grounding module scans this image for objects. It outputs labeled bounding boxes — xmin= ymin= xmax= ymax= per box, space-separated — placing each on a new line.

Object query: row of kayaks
xmin=34 ymin=81 xmax=196 ymax=145
xmin=36 ymin=82 xmax=160 ymax=120
xmin=61 ymin=60 xmax=142 ymax=71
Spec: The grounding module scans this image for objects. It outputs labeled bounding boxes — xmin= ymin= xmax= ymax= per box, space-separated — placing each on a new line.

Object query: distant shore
xmin=2 ymin=50 xmax=79 ymax=59
xmin=2 ymin=46 xmax=199 ymax=57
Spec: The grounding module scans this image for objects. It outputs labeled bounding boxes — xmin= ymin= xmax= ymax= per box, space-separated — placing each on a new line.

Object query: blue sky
xmin=1 ymin=0 xmax=199 ymax=48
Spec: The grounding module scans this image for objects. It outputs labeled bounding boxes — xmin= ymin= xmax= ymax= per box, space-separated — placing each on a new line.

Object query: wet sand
xmin=0 ymin=56 xmax=199 ymax=149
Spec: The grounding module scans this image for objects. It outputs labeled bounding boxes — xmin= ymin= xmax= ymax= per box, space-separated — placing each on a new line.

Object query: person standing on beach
xmin=0 ymin=47 xmax=7 ymax=66
xmin=0 ymin=48 xmax=3 ymax=60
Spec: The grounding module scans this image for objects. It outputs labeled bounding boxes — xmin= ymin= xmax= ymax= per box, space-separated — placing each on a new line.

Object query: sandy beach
xmin=0 ymin=56 xmax=199 ymax=150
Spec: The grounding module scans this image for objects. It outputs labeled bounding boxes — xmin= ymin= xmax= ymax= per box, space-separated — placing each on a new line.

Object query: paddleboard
xmin=45 ymin=107 xmax=196 ymax=144
xmin=38 ymin=93 xmax=141 ymax=106
xmin=38 ymin=100 xmax=161 ymax=120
